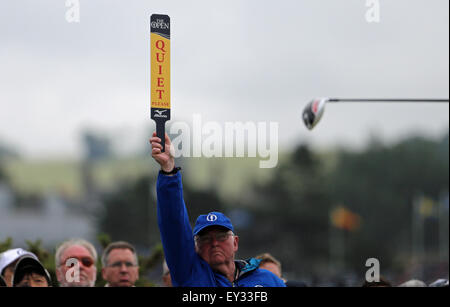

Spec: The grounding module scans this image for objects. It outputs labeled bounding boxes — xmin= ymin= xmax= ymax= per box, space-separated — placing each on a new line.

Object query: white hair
xmin=55 ymin=238 xmax=98 ymax=287
xmin=55 ymin=238 xmax=98 ymax=267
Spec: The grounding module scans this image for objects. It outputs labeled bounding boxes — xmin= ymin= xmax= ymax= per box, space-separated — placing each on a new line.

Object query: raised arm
xmin=150 ymin=133 xmax=198 ymax=286
xmin=150 ymin=132 xmax=174 ymax=173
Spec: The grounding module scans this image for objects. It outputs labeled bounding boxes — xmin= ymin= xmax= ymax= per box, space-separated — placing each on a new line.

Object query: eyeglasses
xmin=107 ymin=261 xmax=137 ymax=269
xmin=63 ymin=257 xmax=95 ymax=268
xmin=195 ymin=232 xmax=234 ymax=245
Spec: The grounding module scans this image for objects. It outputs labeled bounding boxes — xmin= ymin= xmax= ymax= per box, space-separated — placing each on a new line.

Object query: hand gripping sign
xmin=151 ymin=14 xmax=170 ymax=152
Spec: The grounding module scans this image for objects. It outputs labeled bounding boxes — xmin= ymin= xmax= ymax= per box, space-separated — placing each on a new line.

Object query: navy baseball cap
xmin=193 ymin=212 xmax=234 ymax=236
xmin=12 ymin=256 xmax=51 ymax=287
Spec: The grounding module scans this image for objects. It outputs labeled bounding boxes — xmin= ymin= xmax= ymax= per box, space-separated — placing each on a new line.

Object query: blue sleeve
xmin=264 ymin=272 xmax=286 ymax=287
xmin=251 ymin=269 xmax=287 ymax=287
xmin=276 ymin=276 xmax=287 ymax=287
xmin=157 ymin=172 xmax=197 ymax=286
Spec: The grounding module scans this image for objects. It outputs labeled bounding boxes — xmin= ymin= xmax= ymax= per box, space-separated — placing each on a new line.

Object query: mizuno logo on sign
xmin=154 ymin=109 xmax=168 ymax=118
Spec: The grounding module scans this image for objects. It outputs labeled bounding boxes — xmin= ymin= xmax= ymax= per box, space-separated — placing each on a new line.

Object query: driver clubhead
xmin=303 ymin=98 xmax=328 ymax=130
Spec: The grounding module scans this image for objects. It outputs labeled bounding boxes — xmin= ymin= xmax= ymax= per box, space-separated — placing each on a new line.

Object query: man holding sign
xmin=150 ymin=133 xmax=285 ymax=287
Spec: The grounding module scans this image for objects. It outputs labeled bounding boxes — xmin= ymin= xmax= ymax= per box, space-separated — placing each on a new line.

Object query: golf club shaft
xmin=328 ymin=98 xmax=449 ymax=103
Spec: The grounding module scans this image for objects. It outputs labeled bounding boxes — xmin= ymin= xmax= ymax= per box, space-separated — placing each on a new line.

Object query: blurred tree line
xmin=241 ymin=134 xmax=448 ymax=284
xmin=97 ymin=133 xmax=448 ymax=285
xmin=2 ymin=133 xmax=447 ymax=286
xmin=0 ymin=142 xmax=46 ymax=211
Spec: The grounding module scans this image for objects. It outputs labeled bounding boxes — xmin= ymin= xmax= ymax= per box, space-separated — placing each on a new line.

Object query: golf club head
xmin=302 ymin=97 xmax=329 ymax=130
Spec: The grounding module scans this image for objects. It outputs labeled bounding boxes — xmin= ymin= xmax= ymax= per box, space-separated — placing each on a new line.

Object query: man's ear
xmin=55 ymin=266 xmax=62 ymax=282
xmin=233 ymin=235 xmax=239 ymax=252
xmin=101 ymin=267 xmax=107 ymax=280
xmin=194 ymin=241 xmax=200 ymax=253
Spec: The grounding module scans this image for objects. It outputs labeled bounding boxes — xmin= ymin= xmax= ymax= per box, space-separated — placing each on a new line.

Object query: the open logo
xmin=206 ymin=213 xmax=217 ymax=222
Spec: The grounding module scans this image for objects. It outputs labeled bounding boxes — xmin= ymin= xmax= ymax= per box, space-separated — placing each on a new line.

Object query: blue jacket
xmin=157 ymin=172 xmax=286 ymax=287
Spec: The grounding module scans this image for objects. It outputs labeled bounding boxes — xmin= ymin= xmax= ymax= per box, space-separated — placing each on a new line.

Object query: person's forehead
xmin=260 ymin=262 xmax=280 ymax=270
xmin=61 ymin=245 xmax=92 ymax=259
xmin=107 ymin=248 xmax=134 ymax=261
xmin=20 ymin=271 xmax=46 ymax=280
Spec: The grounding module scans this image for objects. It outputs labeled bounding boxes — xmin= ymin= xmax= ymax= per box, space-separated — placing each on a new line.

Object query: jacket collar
xmin=235 ymin=258 xmax=261 ymax=279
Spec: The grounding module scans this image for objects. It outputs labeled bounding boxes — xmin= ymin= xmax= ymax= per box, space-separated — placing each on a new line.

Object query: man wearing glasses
xmin=150 ymin=133 xmax=286 ymax=287
xmin=101 ymin=241 xmax=139 ymax=287
xmin=55 ymin=238 xmax=98 ymax=287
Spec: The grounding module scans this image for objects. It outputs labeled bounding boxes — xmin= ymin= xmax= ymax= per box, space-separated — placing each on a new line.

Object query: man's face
xmin=259 ymin=262 xmax=281 ymax=278
xmin=162 ymin=271 xmax=172 ymax=287
xmin=2 ymin=263 xmax=17 ymax=287
xmin=14 ymin=272 xmax=49 ymax=287
xmin=56 ymin=245 xmax=97 ymax=287
xmin=195 ymin=227 xmax=239 ymax=269
xmin=102 ymin=248 xmax=139 ymax=287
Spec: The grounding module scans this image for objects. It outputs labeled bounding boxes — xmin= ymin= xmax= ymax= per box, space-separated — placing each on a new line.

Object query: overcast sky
xmin=0 ymin=0 xmax=448 ymax=158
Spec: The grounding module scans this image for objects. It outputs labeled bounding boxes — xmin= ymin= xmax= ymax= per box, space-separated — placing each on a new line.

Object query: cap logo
xmin=206 ymin=213 xmax=217 ymax=222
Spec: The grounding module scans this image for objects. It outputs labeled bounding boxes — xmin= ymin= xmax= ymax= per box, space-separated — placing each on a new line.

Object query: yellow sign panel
xmin=151 ymin=33 xmax=170 ymax=109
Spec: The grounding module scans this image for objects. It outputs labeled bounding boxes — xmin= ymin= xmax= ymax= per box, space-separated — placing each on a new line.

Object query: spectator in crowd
xmin=55 ymin=238 xmax=97 ymax=287
xmin=101 ymin=241 xmax=139 ymax=287
xmin=0 ymin=248 xmax=38 ymax=287
xmin=398 ymin=279 xmax=427 ymax=287
xmin=255 ymin=253 xmax=283 ymax=279
xmin=12 ymin=256 xmax=51 ymax=287
xmin=428 ymin=279 xmax=449 ymax=287
xmin=150 ymin=132 xmax=286 ymax=287
xmin=361 ymin=276 xmax=392 ymax=287
xmin=162 ymin=259 xmax=172 ymax=287
xmin=0 ymin=275 xmax=7 ymax=287
xmin=255 ymin=252 xmax=307 ymax=287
